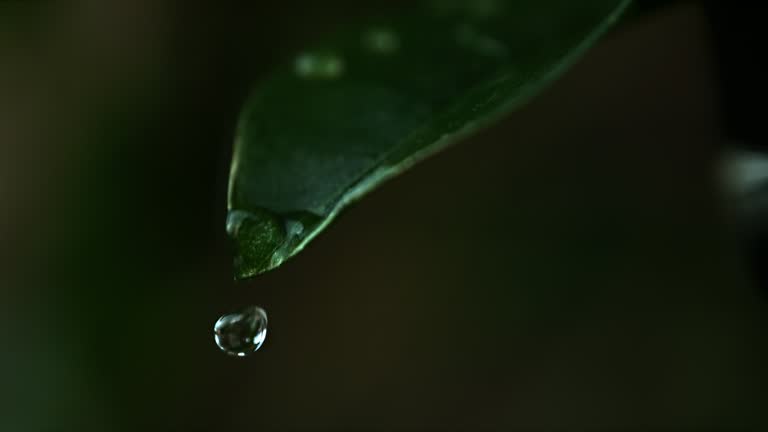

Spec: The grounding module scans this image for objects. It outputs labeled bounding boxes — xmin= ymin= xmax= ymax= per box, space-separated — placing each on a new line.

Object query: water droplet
xmin=269 ymin=218 xmax=305 ymax=268
xmin=214 ymin=305 xmax=268 ymax=357
xmin=227 ymin=208 xmax=323 ymax=279
xmin=294 ymin=52 xmax=344 ymax=80
xmin=363 ymin=27 xmax=400 ymax=54
xmin=226 ymin=209 xmax=285 ymax=279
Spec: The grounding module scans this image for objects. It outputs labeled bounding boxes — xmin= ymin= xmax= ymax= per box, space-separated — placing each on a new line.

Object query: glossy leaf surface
xmin=228 ymin=0 xmax=631 ymax=279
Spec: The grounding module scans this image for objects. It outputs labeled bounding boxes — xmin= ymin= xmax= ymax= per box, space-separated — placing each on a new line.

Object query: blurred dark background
xmin=1 ymin=1 xmax=766 ymax=430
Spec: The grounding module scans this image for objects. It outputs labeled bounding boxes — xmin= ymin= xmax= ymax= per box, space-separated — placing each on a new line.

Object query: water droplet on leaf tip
xmin=214 ymin=305 xmax=268 ymax=357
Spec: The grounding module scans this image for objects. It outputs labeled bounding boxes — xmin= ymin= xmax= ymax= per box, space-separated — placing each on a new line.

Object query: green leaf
xmin=228 ymin=0 xmax=632 ymax=279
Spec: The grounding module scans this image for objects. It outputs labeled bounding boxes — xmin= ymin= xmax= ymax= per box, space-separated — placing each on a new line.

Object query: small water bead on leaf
xmin=226 ymin=209 xmax=286 ymax=279
xmin=214 ymin=306 xmax=268 ymax=357
xmin=226 ymin=207 xmax=323 ymax=279
xmin=268 ymin=218 xmax=306 ymax=268
xmin=294 ymin=52 xmax=345 ymax=80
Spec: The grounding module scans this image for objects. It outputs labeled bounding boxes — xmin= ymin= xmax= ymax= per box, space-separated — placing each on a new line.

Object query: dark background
xmin=1 ymin=1 xmax=765 ymax=430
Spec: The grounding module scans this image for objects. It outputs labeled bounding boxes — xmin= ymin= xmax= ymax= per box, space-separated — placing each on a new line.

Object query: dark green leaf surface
xmin=228 ymin=0 xmax=631 ymax=279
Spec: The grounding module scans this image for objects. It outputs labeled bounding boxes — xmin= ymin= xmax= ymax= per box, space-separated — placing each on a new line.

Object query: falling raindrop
xmin=214 ymin=305 xmax=268 ymax=357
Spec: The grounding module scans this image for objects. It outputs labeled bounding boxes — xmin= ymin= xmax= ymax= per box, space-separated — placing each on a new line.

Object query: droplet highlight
xmin=294 ymin=52 xmax=344 ymax=80
xmin=214 ymin=305 xmax=268 ymax=357
xmin=363 ymin=27 xmax=400 ymax=54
